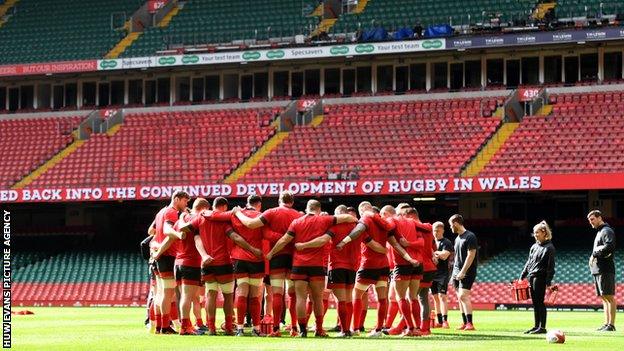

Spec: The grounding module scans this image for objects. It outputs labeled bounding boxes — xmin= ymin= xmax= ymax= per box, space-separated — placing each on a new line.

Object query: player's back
xmin=231 ymin=208 xmax=263 ymax=262
xmin=328 ymin=222 xmax=359 ymax=271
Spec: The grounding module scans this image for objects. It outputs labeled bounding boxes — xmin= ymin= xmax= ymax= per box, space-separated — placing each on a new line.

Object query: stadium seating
xmin=0 ymin=116 xmax=83 ymax=189
xmin=555 ymin=0 xmax=623 ymax=18
xmin=13 ymin=250 xmax=148 ymax=304
xmin=122 ymin=0 xmax=320 ymax=58
xmin=0 ymin=0 xmax=142 ymax=64
xmin=481 ymin=91 xmax=624 ymax=176
xmin=28 ymin=108 xmax=281 ymax=188
xmin=240 ymin=98 xmax=501 ymax=182
xmin=332 ymin=0 xmax=535 ymax=34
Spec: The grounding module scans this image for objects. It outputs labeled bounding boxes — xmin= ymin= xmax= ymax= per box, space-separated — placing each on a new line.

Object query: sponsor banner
xmin=0 ymin=60 xmax=98 ymax=77
xmin=1 ymin=173 xmax=623 ymax=203
xmin=447 ymin=27 xmax=624 ymax=49
xmin=96 ymin=39 xmax=446 ymax=71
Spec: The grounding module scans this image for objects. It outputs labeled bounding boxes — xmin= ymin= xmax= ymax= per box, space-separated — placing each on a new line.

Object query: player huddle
xmin=145 ymin=190 xmax=479 ymax=337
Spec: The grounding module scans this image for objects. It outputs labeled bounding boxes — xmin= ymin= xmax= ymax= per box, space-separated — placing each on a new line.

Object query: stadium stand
xmin=121 ymin=0 xmax=320 ymax=58
xmin=13 ymin=251 xmax=147 ymax=304
xmin=0 ymin=116 xmax=83 ymax=189
xmin=555 ymin=0 xmax=623 ymax=18
xmin=481 ymin=91 xmax=624 ymax=176
xmin=27 ymin=107 xmax=282 ymax=188
xmin=332 ymin=0 xmax=536 ymax=34
xmin=239 ymin=97 xmax=502 ymax=182
xmin=0 ymin=0 xmax=143 ymax=64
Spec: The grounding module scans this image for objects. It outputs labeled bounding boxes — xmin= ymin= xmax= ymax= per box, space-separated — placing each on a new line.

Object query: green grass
xmin=11 ymin=308 xmax=621 ymax=350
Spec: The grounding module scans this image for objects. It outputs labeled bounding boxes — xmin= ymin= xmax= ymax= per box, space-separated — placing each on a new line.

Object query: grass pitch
xmin=11 ymin=308 xmax=621 ymax=350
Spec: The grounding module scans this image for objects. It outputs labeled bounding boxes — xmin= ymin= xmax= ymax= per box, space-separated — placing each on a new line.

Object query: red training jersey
xmin=327 ymin=222 xmax=359 ymax=271
xmin=188 ymin=211 xmax=235 ymax=266
xmin=416 ymin=221 xmax=435 ymax=271
xmin=260 ymin=206 xmax=303 ymax=257
xmin=390 ymin=217 xmax=424 ymax=266
xmin=153 ymin=206 xmax=180 ymax=257
xmin=230 ymin=208 xmax=264 ymax=262
xmin=359 ymin=214 xmax=394 ymax=270
xmin=175 ymin=212 xmax=202 ymax=267
xmin=287 ymin=213 xmax=336 ymax=267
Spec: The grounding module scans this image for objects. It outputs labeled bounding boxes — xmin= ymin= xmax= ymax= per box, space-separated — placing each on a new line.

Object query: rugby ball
xmin=546 ymin=329 xmax=565 ymax=343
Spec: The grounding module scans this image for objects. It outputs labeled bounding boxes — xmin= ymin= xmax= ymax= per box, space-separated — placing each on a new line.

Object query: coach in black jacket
xmin=520 ymin=220 xmax=556 ymax=334
xmin=587 ymin=210 xmax=617 ymax=332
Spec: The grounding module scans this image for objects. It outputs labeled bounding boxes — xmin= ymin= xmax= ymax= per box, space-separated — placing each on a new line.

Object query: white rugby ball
xmin=546 ymin=329 xmax=565 ymax=343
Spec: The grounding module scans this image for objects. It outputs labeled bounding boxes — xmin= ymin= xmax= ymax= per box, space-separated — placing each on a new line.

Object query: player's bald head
xmin=358 ymin=201 xmax=373 ymax=215
xmin=306 ymin=199 xmax=322 ymax=214
xmin=334 ymin=204 xmax=348 ymax=215
xmin=192 ymin=198 xmax=210 ymax=211
xmin=380 ymin=205 xmax=396 ymax=218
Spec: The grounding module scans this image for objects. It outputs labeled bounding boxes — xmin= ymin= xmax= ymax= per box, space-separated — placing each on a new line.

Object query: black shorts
xmin=593 ymin=273 xmax=615 ymax=296
xmin=431 ymin=276 xmax=450 ymax=295
xmin=356 ymin=267 xmax=390 ymax=285
xmin=420 ymin=270 xmax=435 ymax=288
xmin=452 ymin=274 xmax=476 ymax=291
xmin=155 ymin=255 xmax=175 ymax=278
xmin=328 ymin=268 xmax=357 ymax=288
xmin=201 ymin=264 xmax=234 ymax=283
xmin=233 ymin=259 xmax=265 ymax=278
xmin=290 ymin=266 xmax=326 ymax=282
xmin=392 ymin=265 xmax=424 ymax=281
xmin=175 ymin=265 xmax=202 ymax=286
xmin=263 ymin=275 xmax=271 ymax=286
xmin=269 ymin=254 xmax=293 ymax=274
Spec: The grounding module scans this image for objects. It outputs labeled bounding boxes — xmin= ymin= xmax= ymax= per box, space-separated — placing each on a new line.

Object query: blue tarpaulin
xmin=393 ymin=27 xmax=414 ymax=40
xmin=362 ymin=27 xmax=388 ymax=41
xmin=424 ymin=24 xmax=454 ymax=38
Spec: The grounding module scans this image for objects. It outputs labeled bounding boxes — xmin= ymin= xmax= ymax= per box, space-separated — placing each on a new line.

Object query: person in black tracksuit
xmin=520 ymin=220 xmax=556 ymax=334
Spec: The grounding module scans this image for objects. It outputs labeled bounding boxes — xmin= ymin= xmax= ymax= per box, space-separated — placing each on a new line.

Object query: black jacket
xmin=591 ymin=223 xmax=616 ymax=275
xmin=140 ymin=235 xmax=153 ymax=261
xmin=521 ymin=240 xmax=556 ymax=286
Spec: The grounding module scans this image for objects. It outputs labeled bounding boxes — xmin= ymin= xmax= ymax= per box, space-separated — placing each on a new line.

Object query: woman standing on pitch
xmin=520 ymin=220 xmax=556 ymax=334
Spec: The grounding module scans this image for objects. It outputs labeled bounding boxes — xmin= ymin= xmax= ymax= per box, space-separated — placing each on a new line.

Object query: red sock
xmin=421 ymin=319 xmax=431 ymax=332
xmin=305 ymin=300 xmax=313 ymax=324
xmin=149 ymin=303 xmax=156 ymax=322
xmin=396 ymin=317 xmax=407 ymax=330
xmin=236 ymin=296 xmax=248 ymax=326
xmin=385 ymin=300 xmax=399 ymax=327
xmin=288 ymin=292 xmax=298 ymax=330
xmin=181 ymin=318 xmax=191 ymax=329
xmin=297 ymin=317 xmax=308 ymax=333
xmin=249 ymin=296 xmax=262 ymax=326
xmin=315 ymin=313 xmax=324 ymax=333
xmin=207 ymin=317 xmax=216 ymax=331
xmin=376 ymin=298 xmax=388 ymax=331
xmin=162 ymin=314 xmax=170 ymax=329
xmin=360 ymin=306 xmax=368 ymax=329
xmin=170 ymin=301 xmax=178 ymax=321
xmin=224 ymin=315 xmax=233 ymax=331
xmin=156 ymin=313 xmax=162 ymax=329
xmin=195 ymin=318 xmax=205 ymax=327
xmin=352 ymin=298 xmax=362 ymax=331
xmin=345 ymin=302 xmax=353 ymax=332
xmin=272 ymin=293 xmax=284 ymax=330
xmin=411 ymin=300 xmax=421 ymax=329
xmin=398 ymin=299 xmax=414 ymax=329
xmin=323 ymin=298 xmax=329 ymax=316
xmin=338 ymin=301 xmax=347 ymax=332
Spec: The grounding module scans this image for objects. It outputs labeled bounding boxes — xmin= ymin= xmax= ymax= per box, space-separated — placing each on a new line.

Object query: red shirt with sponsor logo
xmin=260 ymin=206 xmax=303 ymax=256
xmin=188 ymin=211 xmax=234 ymax=266
xmin=287 ymin=213 xmax=336 ymax=267
xmin=416 ymin=221 xmax=435 ymax=272
xmin=359 ymin=214 xmax=393 ymax=269
xmin=327 ymin=222 xmax=359 ymax=271
xmin=230 ymin=208 xmax=264 ymax=262
xmin=175 ymin=212 xmax=202 ymax=267
xmin=153 ymin=206 xmax=180 ymax=257
xmin=389 ymin=217 xmax=424 ymax=266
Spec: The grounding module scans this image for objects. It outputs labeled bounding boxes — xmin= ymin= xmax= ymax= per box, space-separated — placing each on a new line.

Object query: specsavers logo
xmin=355 ymin=44 xmax=375 ymax=54
xmin=243 ymin=51 xmax=261 ymax=60
xmin=422 ymin=40 xmax=443 ymax=49
xmin=266 ymin=50 xmax=285 ymax=59
xmin=99 ymin=60 xmax=118 ymax=69
xmin=158 ymin=57 xmax=177 ymax=65
xmin=182 ymin=55 xmax=199 ymax=64
xmin=330 ymin=46 xmax=349 ymax=55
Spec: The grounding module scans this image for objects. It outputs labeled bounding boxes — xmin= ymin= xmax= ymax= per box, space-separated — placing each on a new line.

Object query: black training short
xmin=269 ymin=254 xmax=293 ymax=274
xmin=233 ymin=259 xmax=265 ymax=278
xmin=155 ymin=255 xmax=175 ymax=278
xmin=594 ymin=273 xmax=615 ymax=296
xmin=328 ymin=268 xmax=357 ymax=288
xmin=263 ymin=275 xmax=271 ymax=286
xmin=452 ymin=274 xmax=476 ymax=291
xmin=290 ymin=266 xmax=326 ymax=281
xmin=356 ymin=267 xmax=390 ymax=285
xmin=175 ymin=265 xmax=202 ymax=286
xmin=201 ymin=264 xmax=234 ymax=282
xmin=431 ymin=276 xmax=450 ymax=295
xmin=392 ymin=265 xmax=424 ymax=281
